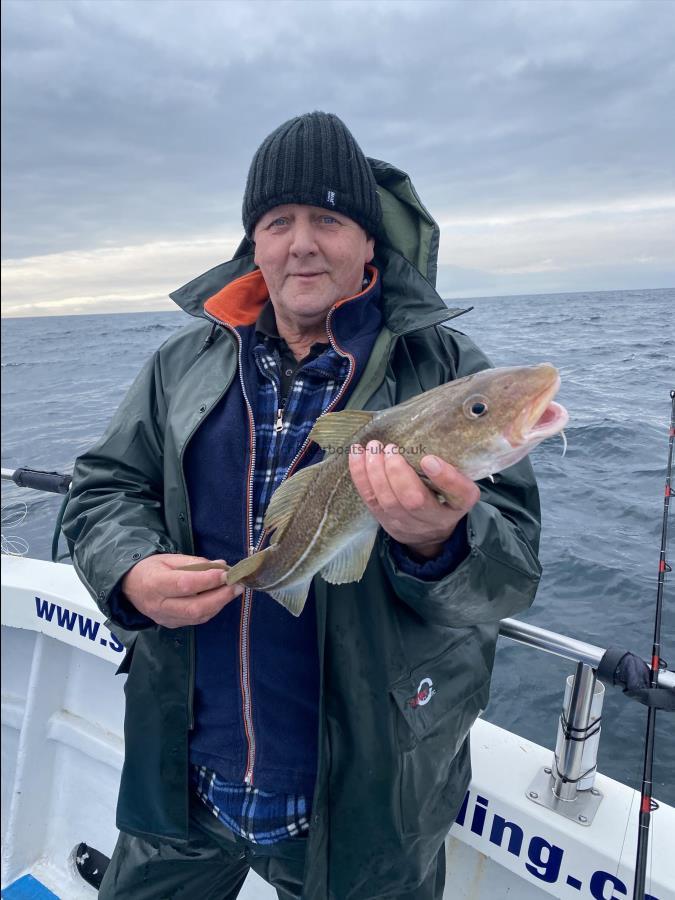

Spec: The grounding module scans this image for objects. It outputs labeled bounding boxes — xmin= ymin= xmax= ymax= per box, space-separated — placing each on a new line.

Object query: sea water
xmin=2 ymin=287 xmax=674 ymax=803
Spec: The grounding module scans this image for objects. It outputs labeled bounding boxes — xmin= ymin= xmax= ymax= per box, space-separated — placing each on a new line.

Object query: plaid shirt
xmin=250 ymin=331 xmax=349 ymax=541
xmin=191 ymin=765 xmax=311 ymax=845
xmin=194 ymin=307 xmax=349 ymax=844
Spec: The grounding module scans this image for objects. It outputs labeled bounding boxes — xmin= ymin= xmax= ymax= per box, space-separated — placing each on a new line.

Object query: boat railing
xmin=3 ymin=465 xmax=674 ymax=827
xmin=499 ymin=616 xmax=674 ymax=689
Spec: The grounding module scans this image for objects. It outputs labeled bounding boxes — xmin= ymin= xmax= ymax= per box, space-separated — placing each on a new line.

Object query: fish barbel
xmin=225 ymin=363 xmax=568 ymax=616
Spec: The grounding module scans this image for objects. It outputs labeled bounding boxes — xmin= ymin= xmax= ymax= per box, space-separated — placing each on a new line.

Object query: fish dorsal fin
xmin=263 ymin=463 xmax=324 ymax=540
xmin=268 ymin=579 xmax=314 ymax=617
xmin=320 ymin=523 xmax=379 ymax=586
xmin=309 ymin=410 xmax=375 ymax=451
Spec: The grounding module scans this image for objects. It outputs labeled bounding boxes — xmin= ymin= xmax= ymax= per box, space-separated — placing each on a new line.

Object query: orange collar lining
xmin=203 ymin=265 xmax=379 ymax=328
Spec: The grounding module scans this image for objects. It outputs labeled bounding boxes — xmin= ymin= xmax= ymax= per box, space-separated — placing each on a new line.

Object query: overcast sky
xmin=2 ymin=0 xmax=674 ymax=317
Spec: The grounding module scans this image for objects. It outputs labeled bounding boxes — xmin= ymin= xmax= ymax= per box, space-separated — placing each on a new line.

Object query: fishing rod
xmin=632 ymin=389 xmax=675 ymax=900
xmin=1 ymin=466 xmax=72 ymax=494
xmin=2 ymin=467 xmax=72 ymax=561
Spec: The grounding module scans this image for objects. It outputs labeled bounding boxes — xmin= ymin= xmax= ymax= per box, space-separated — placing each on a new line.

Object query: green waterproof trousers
xmin=98 ymin=796 xmax=446 ymax=900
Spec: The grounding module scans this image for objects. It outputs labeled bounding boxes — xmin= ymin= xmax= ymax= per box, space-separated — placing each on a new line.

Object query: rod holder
xmin=552 ymin=662 xmax=605 ymax=799
xmin=526 ymin=662 xmax=605 ymax=825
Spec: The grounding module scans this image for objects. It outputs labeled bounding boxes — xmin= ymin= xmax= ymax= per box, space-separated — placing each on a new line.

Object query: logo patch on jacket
xmin=408 ymin=676 xmax=436 ymax=708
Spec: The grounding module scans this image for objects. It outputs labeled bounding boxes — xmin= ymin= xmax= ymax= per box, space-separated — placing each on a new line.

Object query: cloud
xmin=437 ymin=198 xmax=675 ymax=272
xmin=2 ymin=0 xmax=674 ymax=309
xmin=438 ymin=195 xmax=675 ymax=229
xmin=1 ymin=229 xmax=242 ymax=316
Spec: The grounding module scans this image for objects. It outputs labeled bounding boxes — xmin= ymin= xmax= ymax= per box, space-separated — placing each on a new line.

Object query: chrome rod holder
xmin=526 ymin=662 xmax=605 ymax=825
xmin=554 ymin=662 xmax=603 ymax=799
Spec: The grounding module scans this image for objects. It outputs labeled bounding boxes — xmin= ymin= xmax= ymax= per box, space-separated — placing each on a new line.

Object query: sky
xmin=1 ymin=0 xmax=674 ymax=317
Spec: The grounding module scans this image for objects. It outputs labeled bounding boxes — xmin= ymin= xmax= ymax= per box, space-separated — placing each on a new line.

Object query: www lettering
xmin=34 ymin=596 xmax=123 ymax=652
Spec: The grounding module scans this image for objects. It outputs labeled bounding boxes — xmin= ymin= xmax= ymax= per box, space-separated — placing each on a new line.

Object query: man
xmin=63 ymin=112 xmax=542 ymax=899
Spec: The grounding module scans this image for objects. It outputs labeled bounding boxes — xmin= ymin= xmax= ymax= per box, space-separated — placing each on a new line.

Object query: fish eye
xmin=464 ymin=396 xmax=489 ymax=419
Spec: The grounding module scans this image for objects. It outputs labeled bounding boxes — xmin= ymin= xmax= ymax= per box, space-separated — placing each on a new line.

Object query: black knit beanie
xmin=242 ymin=111 xmax=382 ymax=240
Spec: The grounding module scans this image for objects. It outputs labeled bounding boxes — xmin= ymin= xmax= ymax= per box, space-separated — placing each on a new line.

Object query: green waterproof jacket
xmin=62 ymin=159 xmax=542 ymax=899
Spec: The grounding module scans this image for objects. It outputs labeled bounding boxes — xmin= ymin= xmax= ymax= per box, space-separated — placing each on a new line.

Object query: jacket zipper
xmin=235 ymin=310 xmax=357 ymax=786
xmin=227 ymin=328 xmax=260 ymax=786
xmin=270 ymin=386 xmax=287 ymax=481
xmin=241 ymin=364 xmax=289 ymax=783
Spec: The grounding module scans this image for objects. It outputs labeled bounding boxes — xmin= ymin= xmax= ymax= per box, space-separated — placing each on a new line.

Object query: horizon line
xmin=2 ymin=284 xmax=673 ymax=320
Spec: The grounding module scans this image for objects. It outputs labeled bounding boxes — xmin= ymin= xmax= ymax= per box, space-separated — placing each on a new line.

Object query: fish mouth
xmin=507 ymin=372 xmax=569 ymax=446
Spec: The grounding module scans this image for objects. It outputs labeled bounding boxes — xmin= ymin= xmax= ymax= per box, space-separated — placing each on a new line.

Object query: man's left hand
xmin=348 ymin=441 xmax=480 ymax=560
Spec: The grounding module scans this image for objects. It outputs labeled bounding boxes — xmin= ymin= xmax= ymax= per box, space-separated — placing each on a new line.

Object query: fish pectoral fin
xmin=263 ymin=464 xmax=324 ymax=540
xmin=418 ymin=473 xmax=450 ymax=505
xmin=226 ymin=547 xmax=273 ymax=584
xmin=268 ymin=581 xmax=313 ymax=617
xmin=309 ymin=410 xmax=375 ymax=451
xmin=320 ymin=525 xmax=378 ymax=585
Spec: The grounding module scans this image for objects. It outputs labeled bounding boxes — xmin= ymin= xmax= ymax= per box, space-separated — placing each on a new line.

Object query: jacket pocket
xmin=390 ymin=635 xmax=491 ymax=837
xmin=390 ymin=634 xmax=490 ymax=744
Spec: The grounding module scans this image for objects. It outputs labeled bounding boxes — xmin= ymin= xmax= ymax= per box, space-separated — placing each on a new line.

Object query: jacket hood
xmin=169 ymin=158 xmax=461 ymax=336
xmin=368 ymin=157 xmax=440 ymax=288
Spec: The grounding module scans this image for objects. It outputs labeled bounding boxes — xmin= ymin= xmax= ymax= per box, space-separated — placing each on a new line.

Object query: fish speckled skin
xmin=226 ymin=364 xmax=568 ymax=615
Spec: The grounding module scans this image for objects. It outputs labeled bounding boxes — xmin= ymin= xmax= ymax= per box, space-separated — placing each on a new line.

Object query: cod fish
xmin=225 ymin=364 xmax=568 ymax=616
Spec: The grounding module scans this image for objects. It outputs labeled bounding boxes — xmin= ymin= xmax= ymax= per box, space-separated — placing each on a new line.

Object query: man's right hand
xmin=121 ymin=554 xmax=245 ymax=628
